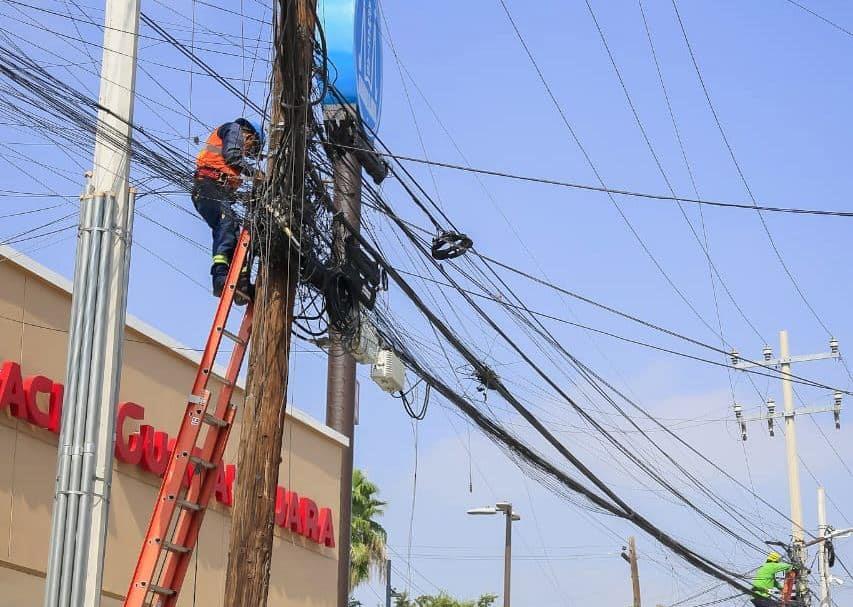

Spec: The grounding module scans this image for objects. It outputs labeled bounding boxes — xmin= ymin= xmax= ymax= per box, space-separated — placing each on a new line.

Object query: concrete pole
xmin=780 ymin=331 xmax=805 ymax=546
xmin=503 ymin=507 xmax=512 ymax=607
xmin=628 ymin=536 xmax=641 ymax=607
xmin=818 ymin=487 xmax=830 ymax=607
xmin=326 ymin=111 xmax=362 ymax=607
xmin=44 ymin=1 xmax=140 ymax=606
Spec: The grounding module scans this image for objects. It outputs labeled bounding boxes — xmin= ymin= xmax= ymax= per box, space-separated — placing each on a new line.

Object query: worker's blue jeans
xmin=192 ymin=178 xmax=238 ymax=277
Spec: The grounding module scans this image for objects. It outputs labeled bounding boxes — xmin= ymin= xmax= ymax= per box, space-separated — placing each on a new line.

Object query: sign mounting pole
xmin=319 ymin=1 xmax=385 ymax=603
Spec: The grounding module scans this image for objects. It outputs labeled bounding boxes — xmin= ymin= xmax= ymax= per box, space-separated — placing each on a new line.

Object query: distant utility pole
xmin=817 ymin=487 xmax=830 ymax=607
xmin=622 ymin=537 xmax=641 ymax=607
xmin=385 ymin=558 xmax=392 ymax=607
xmin=804 ymin=487 xmax=853 ymax=607
xmin=222 ymin=0 xmax=312 ymax=604
xmin=733 ymin=330 xmax=842 ymax=605
xmin=732 ymin=330 xmax=841 ymax=550
xmin=43 ymin=1 xmax=140 ymax=606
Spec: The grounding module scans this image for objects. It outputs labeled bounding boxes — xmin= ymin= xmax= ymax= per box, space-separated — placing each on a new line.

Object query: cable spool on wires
xmin=431 ymin=230 xmax=472 ymax=260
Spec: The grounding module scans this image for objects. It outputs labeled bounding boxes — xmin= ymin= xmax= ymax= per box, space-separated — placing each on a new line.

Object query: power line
xmin=328 ymin=142 xmax=853 ymax=219
xmin=353 ymin=209 xmax=760 ymax=591
xmin=356 ymin=104 xmax=840 ymax=559
xmin=783 ymin=0 xmax=853 ymax=38
xmin=671 ymin=0 xmax=834 ymax=339
xmin=473 ymin=253 xmax=850 ymax=395
xmin=394 ymin=267 xmax=849 ymax=393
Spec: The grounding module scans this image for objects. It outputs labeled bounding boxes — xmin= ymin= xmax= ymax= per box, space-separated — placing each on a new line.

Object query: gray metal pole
xmin=503 ymin=507 xmax=512 ymax=607
xmin=43 ymin=0 xmax=140 ymax=603
xmin=326 ymin=108 xmax=362 ymax=607
xmin=71 ymin=194 xmax=116 ymax=605
xmin=385 ymin=559 xmax=392 ymax=607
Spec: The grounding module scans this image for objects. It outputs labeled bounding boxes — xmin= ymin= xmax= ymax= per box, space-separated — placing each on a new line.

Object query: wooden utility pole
xmin=326 ymin=110 xmax=362 ymax=607
xmin=628 ymin=536 xmax=642 ymax=607
xmin=223 ymin=0 xmax=314 ymax=604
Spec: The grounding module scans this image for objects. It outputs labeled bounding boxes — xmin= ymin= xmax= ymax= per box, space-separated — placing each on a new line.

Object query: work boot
xmin=234 ymin=271 xmax=254 ymax=306
xmin=211 ymin=263 xmax=229 ymax=298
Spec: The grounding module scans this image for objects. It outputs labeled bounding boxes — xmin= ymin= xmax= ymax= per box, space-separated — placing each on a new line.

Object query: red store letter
xmin=23 ymin=375 xmax=53 ymax=430
xmin=114 ymin=402 xmax=144 ymax=464
xmin=0 ymin=361 xmax=27 ymax=420
xmin=284 ymin=491 xmax=303 ymax=535
xmin=139 ymin=426 xmax=169 ymax=476
xmin=274 ymin=486 xmax=287 ymax=526
xmin=48 ymin=383 xmax=63 ymax=433
xmin=299 ymin=497 xmax=320 ymax=543
xmin=214 ymin=464 xmax=235 ymax=506
xmin=317 ymin=507 xmax=336 ymax=548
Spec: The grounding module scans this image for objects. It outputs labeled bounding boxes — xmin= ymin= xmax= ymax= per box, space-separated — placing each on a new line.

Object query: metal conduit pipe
xmin=44 ymin=189 xmax=95 ymax=604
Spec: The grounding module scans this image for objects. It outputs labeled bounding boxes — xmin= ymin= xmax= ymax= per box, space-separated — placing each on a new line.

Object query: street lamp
xmin=467 ymin=502 xmax=520 ymax=607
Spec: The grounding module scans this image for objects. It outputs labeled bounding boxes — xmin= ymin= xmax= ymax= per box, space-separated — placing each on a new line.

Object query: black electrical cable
xmin=344 ymin=209 xmax=757 ymax=591
xmin=326 ymin=142 xmax=853 ymax=219
xmin=392 ymin=267 xmax=845 ymax=392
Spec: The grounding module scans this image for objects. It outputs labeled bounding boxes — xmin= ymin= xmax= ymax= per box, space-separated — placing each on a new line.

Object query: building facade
xmin=0 ymin=247 xmax=345 ymax=606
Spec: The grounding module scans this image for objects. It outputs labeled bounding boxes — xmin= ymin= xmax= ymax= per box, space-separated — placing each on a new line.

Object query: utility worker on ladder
xmin=193 ymin=117 xmax=265 ymax=304
xmin=750 ymin=551 xmax=793 ymax=607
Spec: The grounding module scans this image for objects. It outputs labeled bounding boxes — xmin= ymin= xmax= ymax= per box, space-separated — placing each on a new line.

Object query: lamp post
xmin=467 ymin=502 xmax=520 ymax=607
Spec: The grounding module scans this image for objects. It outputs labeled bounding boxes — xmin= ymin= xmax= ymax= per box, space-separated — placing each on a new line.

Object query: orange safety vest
xmin=195 ymin=127 xmax=242 ymax=189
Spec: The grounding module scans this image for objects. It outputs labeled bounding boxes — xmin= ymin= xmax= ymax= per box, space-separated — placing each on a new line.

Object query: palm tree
xmin=349 ymin=468 xmax=388 ymax=591
xmin=392 ymin=591 xmax=498 ymax=607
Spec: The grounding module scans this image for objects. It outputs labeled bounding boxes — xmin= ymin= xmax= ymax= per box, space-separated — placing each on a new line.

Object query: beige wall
xmin=0 ymin=252 xmax=344 ymax=606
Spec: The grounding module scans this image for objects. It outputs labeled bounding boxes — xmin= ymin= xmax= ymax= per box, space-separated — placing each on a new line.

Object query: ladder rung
xmin=148 ymin=584 xmax=176 ymax=596
xmin=176 ymin=498 xmax=202 ymax=512
xmin=221 ymin=328 xmax=245 ymax=345
xmin=163 ymin=541 xmax=191 ymax=554
xmin=189 ymin=455 xmax=217 ymax=470
xmin=203 ymin=413 xmax=229 ymax=428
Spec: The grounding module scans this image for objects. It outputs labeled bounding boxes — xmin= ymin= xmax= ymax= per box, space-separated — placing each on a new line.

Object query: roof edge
xmin=0 ymin=244 xmax=349 ymax=448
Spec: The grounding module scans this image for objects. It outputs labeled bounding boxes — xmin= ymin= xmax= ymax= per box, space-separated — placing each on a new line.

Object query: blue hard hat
xmin=235 ymin=117 xmax=266 ymax=147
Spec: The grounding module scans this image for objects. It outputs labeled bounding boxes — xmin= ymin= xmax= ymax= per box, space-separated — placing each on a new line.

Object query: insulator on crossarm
xmin=763 ymin=345 xmax=773 ymax=361
xmin=733 ymin=403 xmax=747 ymax=440
xmin=834 ymin=391 xmax=842 ymax=430
xmin=730 ymin=349 xmax=740 ymax=367
xmin=767 ymin=399 xmax=776 ymax=437
xmin=830 ymin=337 xmax=839 ymax=355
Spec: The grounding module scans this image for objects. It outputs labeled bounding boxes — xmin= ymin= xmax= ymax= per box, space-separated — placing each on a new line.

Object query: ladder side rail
xmin=124 ymin=231 xmax=251 ymax=607
xmin=157 ymin=308 xmax=254 ymax=602
xmin=782 ymin=570 xmax=797 ymax=605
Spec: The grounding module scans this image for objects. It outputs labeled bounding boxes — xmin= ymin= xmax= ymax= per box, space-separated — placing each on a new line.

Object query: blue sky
xmin=2 ymin=1 xmax=853 ymax=605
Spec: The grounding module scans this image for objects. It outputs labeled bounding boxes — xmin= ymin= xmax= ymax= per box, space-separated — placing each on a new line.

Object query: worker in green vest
xmin=750 ymin=551 xmax=793 ymax=607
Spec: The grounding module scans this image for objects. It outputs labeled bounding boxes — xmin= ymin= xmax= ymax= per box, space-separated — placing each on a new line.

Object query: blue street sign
xmin=319 ymin=0 xmax=383 ymax=133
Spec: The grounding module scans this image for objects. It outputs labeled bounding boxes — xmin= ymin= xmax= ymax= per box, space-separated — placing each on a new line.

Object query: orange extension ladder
xmin=124 ymin=229 xmax=253 ymax=607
